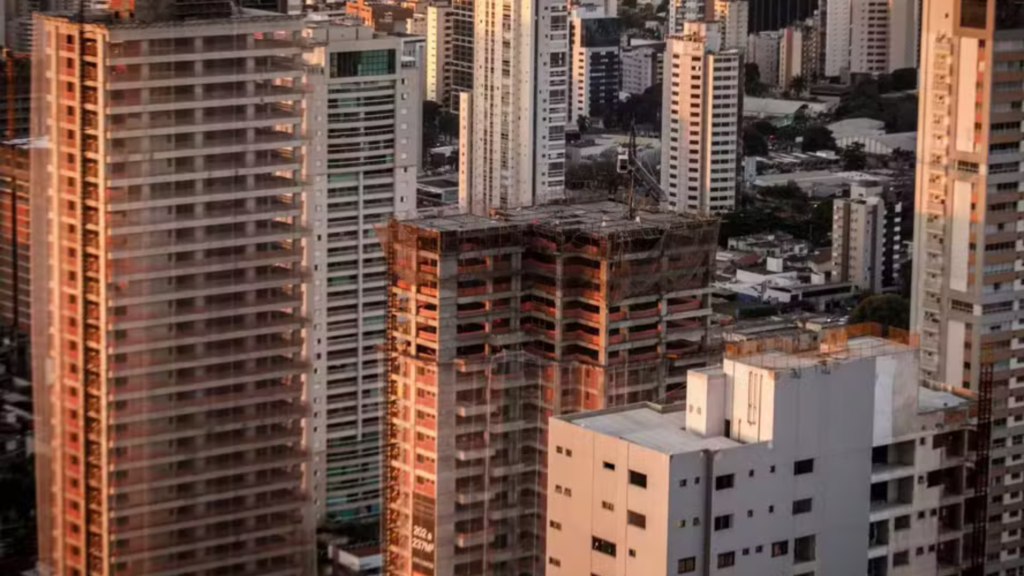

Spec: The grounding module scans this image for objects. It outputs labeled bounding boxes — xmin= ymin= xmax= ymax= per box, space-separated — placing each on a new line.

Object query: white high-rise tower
xmin=457 ymin=0 xmax=568 ymax=215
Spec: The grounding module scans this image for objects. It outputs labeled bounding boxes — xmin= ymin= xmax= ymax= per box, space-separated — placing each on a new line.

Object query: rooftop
xmin=561 ymin=403 xmax=741 ymax=455
xmin=404 ymin=200 xmax=715 ymax=236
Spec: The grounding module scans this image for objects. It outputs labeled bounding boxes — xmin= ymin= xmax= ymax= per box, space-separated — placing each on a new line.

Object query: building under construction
xmin=381 ymin=201 xmax=719 ymax=576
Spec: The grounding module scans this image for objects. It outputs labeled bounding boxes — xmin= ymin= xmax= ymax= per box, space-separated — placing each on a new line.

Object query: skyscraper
xmin=303 ymin=19 xmax=421 ymax=528
xmin=569 ymin=4 xmax=620 ymax=127
xmin=661 ymin=22 xmax=742 ymax=215
xmin=824 ymin=0 xmax=918 ymax=77
xmin=381 ymin=201 xmax=719 ymax=575
xmin=912 ymin=0 xmax=1024 ymax=573
xmin=713 ymin=0 xmax=748 ymax=51
xmin=457 ymin=0 xmax=567 ymax=216
xmin=32 ymin=6 xmax=315 ymax=575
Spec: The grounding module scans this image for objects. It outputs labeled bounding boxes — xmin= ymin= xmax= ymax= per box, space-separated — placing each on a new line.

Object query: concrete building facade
xmin=32 ymin=7 xmax=316 ymax=576
xmin=912 ymin=2 xmax=1024 ymax=571
xmin=746 ymin=30 xmax=779 ymax=85
xmin=570 ymin=5 xmax=621 ymax=126
xmin=832 ymin=180 xmax=903 ymax=294
xmin=458 ymin=0 xmax=568 ymax=215
xmin=825 ymin=0 xmax=918 ymax=76
xmin=662 ymin=22 xmax=742 ymax=215
xmin=620 ymin=40 xmax=663 ymax=95
xmin=713 ymin=0 xmax=748 ymax=51
xmin=381 ymin=202 xmax=719 ymax=576
xmin=303 ymin=20 xmax=421 ymax=527
xmin=777 ymin=25 xmax=803 ymax=90
xmin=547 ymin=329 xmax=973 ymax=576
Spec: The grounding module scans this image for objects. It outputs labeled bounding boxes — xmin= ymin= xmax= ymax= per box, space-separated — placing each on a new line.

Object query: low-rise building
xmin=547 ymin=326 xmax=972 ymax=576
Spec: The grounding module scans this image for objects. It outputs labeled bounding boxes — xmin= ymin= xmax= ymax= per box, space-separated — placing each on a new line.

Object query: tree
xmin=752 ymin=120 xmax=777 ymax=137
xmin=790 ymin=74 xmax=807 ymax=97
xmin=849 ymin=294 xmax=910 ymax=329
xmin=744 ymin=63 xmax=767 ymax=96
xmin=891 ymin=67 xmax=918 ymax=91
xmin=743 ymin=126 xmax=769 ymax=156
xmin=422 ymin=100 xmax=442 ymax=151
xmin=841 ymin=142 xmax=868 ymax=170
xmin=438 ymin=110 xmax=459 ymax=143
xmin=576 ymin=115 xmax=592 ymax=137
xmin=801 ymin=125 xmax=836 ymax=152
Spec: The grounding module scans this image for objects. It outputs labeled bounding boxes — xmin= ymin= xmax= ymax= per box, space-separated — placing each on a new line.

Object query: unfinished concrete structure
xmin=31 ymin=6 xmax=315 ymax=576
xmin=381 ymin=201 xmax=719 ymax=576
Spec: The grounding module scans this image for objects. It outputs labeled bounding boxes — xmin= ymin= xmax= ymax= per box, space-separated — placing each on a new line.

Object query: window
xmin=603 ymin=461 xmax=615 ymax=471
xmin=629 ymin=470 xmax=647 ymax=488
xmin=894 ymin=515 xmax=911 ymax=530
xmin=717 ymin=551 xmax=735 ymax=568
xmin=629 ymin=548 xmax=636 ymax=557
xmin=714 ymin=514 xmax=733 ymax=531
xmin=792 ymin=498 xmax=812 ymax=515
xmin=772 ymin=540 xmax=789 ymax=557
xmin=550 ymin=520 xmax=562 ymax=530
xmin=678 ymin=557 xmax=696 ymax=573
xmin=548 ymin=556 xmax=561 ymax=567
xmin=330 ymin=49 xmax=396 ymax=77
xmin=794 ymin=535 xmax=816 ymax=563
xmin=627 ymin=510 xmax=647 ymax=529
xmin=602 ymin=501 xmax=614 ymax=511
xmin=592 ymin=536 xmax=616 ymax=557
xmin=794 ymin=459 xmax=814 ymax=475
xmin=715 ymin=473 xmax=735 ymax=490
xmin=893 ymin=550 xmax=909 ymax=566
xmin=679 ymin=478 xmax=687 ymax=487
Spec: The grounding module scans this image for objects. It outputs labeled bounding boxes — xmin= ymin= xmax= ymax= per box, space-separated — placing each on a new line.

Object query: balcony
xmin=109 ymin=64 xmax=303 ymax=89
xmin=106 ymin=177 xmax=302 ymax=210
xmin=108 ymin=404 xmax=306 ymax=442
xmin=108 ymin=85 xmax=304 ymax=113
xmin=109 ymin=339 xmax=304 ymax=377
xmin=108 ymin=155 xmax=302 ymax=187
xmin=109 ymin=110 xmax=302 ymax=137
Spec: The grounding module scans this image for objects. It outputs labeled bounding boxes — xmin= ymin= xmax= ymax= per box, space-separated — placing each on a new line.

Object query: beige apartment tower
xmin=31 ymin=6 xmax=315 ymax=576
xmin=912 ymin=0 xmax=1024 ymax=574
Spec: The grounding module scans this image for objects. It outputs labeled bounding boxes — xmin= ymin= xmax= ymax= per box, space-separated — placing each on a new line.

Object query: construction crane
xmin=617 ymin=123 xmax=667 ymax=218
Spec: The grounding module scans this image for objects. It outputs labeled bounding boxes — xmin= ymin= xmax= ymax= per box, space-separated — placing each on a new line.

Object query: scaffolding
xmin=381 ymin=201 xmax=720 ymax=576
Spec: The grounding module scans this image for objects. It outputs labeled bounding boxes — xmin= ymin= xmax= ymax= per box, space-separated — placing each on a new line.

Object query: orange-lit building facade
xmin=31 ymin=8 xmax=315 ymax=576
xmin=381 ymin=202 xmax=718 ymax=576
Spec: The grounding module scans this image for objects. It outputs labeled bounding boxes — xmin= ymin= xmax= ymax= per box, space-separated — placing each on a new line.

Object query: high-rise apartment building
xmin=303 ymin=19 xmax=421 ymax=527
xmin=913 ymin=2 xmax=1024 ymax=574
xmin=570 ymin=4 xmax=620 ymax=127
xmin=32 ymin=6 xmax=316 ymax=575
xmin=777 ymin=25 xmax=803 ymax=90
xmin=713 ymin=0 xmax=748 ymax=51
xmin=832 ymin=179 xmax=903 ymax=294
xmin=424 ymin=0 xmax=473 ymax=112
xmin=746 ymin=30 xmax=779 ymax=85
xmin=458 ymin=0 xmax=568 ymax=215
xmin=424 ymin=4 xmax=451 ymax=105
xmin=825 ymin=0 xmax=917 ymax=76
xmin=381 ymin=201 xmax=719 ymax=576
xmin=661 ymin=22 xmax=741 ymax=215
xmin=0 ymin=137 xmax=32 ymax=333
xmin=547 ymin=327 xmax=975 ymax=576
xmin=620 ymin=39 xmax=664 ymax=96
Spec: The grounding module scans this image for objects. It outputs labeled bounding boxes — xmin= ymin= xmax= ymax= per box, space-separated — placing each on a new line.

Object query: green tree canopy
xmin=849 ymin=294 xmax=910 ymax=329
xmin=743 ymin=126 xmax=769 ymax=156
xmin=841 ymin=142 xmax=868 ymax=170
xmin=891 ymin=68 xmax=918 ymax=91
xmin=801 ymin=125 xmax=836 ymax=152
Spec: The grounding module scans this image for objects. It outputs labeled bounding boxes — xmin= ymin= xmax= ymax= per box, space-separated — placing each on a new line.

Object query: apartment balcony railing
xmin=108 ymin=405 xmax=306 ymax=442
xmin=109 ymin=64 xmax=302 ymax=86
xmin=107 ymin=177 xmax=301 ymax=208
xmin=110 ymin=450 xmax=308 ymax=490
xmin=109 ymin=339 xmax=304 ymax=377
xmin=109 ymin=86 xmax=304 ymax=110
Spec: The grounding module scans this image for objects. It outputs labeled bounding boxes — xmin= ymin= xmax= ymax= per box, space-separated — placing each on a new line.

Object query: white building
xmin=304 ymin=20 xmax=421 ymax=525
xmin=458 ymin=0 xmax=568 ymax=215
xmin=661 ymin=22 xmax=741 ymax=215
xmin=621 ymin=39 xmax=664 ymax=95
xmin=825 ymin=0 xmax=918 ymax=76
xmin=571 ymin=4 xmax=622 ymax=126
xmin=832 ymin=180 xmax=903 ymax=294
xmin=746 ymin=31 xmax=780 ymax=86
xmin=713 ymin=0 xmax=748 ymax=51
xmin=547 ymin=331 xmax=972 ymax=576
